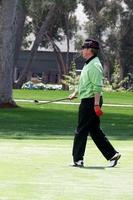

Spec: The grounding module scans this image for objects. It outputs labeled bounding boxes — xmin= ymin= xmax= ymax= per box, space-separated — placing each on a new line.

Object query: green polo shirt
xmin=78 ymin=57 xmax=103 ymax=99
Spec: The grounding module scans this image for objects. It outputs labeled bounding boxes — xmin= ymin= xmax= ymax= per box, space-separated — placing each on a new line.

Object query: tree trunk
xmin=117 ymin=51 xmax=124 ymax=80
xmin=46 ymin=34 xmax=68 ymax=90
xmin=53 ymin=43 xmax=69 ymax=90
xmin=0 ymin=0 xmax=21 ymax=108
xmin=53 ymin=44 xmax=67 ymax=78
xmin=45 ymin=34 xmax=67 ymax=79
xmin=13 ymin=0 xmax=27 ymax=82
xmin=100 ymin=45 xmax=110 ymax=81
xmin=66 ymin=35 xmax=70 ymax=73
xmin=0 ymin=3 xmax=2 ymax=66
xmin=65 ymin=14 xmax=70 ymax=74
xmin=15 ymin=4 xmax=58 ymax=88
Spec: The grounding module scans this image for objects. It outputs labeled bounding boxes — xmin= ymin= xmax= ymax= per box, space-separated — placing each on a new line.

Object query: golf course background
xmin=0 ymin=90 xmax=132 ymax=200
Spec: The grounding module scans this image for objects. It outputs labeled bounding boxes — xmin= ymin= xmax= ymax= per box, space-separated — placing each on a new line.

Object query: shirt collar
xmin=85 ymin=55 xmax=96 ymax=64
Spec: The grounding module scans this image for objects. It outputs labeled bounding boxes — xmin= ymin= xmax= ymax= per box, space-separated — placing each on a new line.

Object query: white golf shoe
xmin=109 ymin=153 xmax=121 ymax=167
xmin=70 ymin=160 xmax=84 ymax=167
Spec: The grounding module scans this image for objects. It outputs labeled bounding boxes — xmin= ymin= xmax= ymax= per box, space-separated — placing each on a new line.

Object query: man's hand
xmin=94 ymin=105 xmax=103 ymax=117
xmin=68 ymin=92 xmax=77 ymax=100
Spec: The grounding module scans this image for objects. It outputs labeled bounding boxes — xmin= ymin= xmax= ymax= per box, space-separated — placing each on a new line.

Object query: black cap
xmin=82 ymin=39 xmax=99 ymax=49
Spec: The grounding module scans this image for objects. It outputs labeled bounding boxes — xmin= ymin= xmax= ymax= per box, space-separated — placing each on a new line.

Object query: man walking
xmin=69 ymin=39 xmax=121 ymax=167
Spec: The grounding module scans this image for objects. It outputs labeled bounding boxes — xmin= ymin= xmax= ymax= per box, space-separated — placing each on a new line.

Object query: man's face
xmin=81 ymin=48 xmax=92 ymax=59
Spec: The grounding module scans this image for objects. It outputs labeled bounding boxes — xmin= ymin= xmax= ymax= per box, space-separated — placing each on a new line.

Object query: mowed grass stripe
xmin=0 ymin=140 xmax=133 ymax=200
xmin=0 ymin=102 xmax=132 ymax=139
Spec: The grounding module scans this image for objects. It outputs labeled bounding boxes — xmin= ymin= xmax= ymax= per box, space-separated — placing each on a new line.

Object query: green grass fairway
xmin=0 ymin=139 xmax=133 ymax=200
xmin=0 ymin=90 xmax=132 ymax=199
xmin=13 ymin=89 xmax=133 ymax=105
xmin=0 ymin=102 xmax=132 ymax=139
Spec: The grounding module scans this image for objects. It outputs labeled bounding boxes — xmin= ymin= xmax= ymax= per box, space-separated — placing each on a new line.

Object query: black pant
xmin=72 ymin=97 xmax=117 ymax=162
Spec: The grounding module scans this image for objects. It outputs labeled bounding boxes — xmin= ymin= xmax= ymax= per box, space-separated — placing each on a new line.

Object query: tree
xmin=29 ymin=0 xmax=69 ymax=82
xmin=119 ymin=0 xmax=133 ymax=78
xmin=13 ymin=0 xmax=27 ymax=72
xmin=56 ymin=0 xmax=77 ymax=71
xmin=15 ymin=2 xmax=59 ymax=88
xmin=102 ymin=0 xmax=133 ymax=79
xmin=61 ymin=13 xmax=78 ymax=73
xmin=81 ymin=0 xmax=133 ymax=81
xmin=46 ymin=2 xmax=78 ymax=85
xmin=0 ymin=2 xmax=2 ymax=64
xmin=80 ymin=0 xmax=112 ymax=79
xmin=15 ymin=0 xmax=78 ymax=88
xmin=0 ymin=0 xmax=25 ymax=107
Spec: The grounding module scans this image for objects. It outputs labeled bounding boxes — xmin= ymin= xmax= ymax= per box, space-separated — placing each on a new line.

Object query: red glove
xmin=94 ymin=105 xmax=103 ymax=117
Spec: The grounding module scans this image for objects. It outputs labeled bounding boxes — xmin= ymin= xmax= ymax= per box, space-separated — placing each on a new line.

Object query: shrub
xmin=22 ymin=81 xmax=62 ymax=90
xmin=61 ymin=62 xmax=80 ymax=91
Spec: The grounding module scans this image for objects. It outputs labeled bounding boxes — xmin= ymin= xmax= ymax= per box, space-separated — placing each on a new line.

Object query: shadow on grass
xmin=82 ymin=166 xmax=106 ymax=170
xmin=81 ymin=166 xmax=121 ymax=170
xmin=0 ymin=105 xmax=132 ymax=140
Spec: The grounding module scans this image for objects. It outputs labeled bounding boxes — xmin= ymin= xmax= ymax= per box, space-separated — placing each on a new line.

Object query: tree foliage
xmin=18 ymin=0 xmax=78 ymax=88
xmin=80 ymin=0 xmax=133 ymax=81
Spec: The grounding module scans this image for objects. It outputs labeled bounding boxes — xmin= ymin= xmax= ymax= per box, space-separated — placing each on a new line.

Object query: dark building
xmin=17 ymin=50 xmax=84 ymax=83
